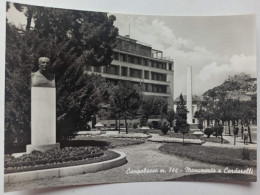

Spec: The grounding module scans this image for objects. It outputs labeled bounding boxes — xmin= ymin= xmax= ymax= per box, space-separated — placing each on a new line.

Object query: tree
xmin=166 ymin=109 xmax=175 ymax=128
xmin=28 ymin=8 xmax=118 ymax=139
xmin=241 ymin=99 xmax=256 ymax=143
xmin=233 ymin=126 xmax=239 ymax=145
xmin=140 ymin=96 xmax=168 ymax=126
xmin=175 ymin=94 xmax=190 ymax=144
xmin=56 ymin=73 xmax=110 ymax=139
xmin=5 ymin=4 xmax=119 ymax=149
xmin=204 ymin=128 xmax=214 ymax=138
xmin=202 ymin=92 xmax=235 ymax=136
xmin=194 ymin=107 xmax=205 ymax=130
xmin=201 ymin=88 xmax=256 ymax=144
xmin=5 ymin=24 xmax=32 ymax=153
xmin=109 ymin=81 xmax=141 ymax=134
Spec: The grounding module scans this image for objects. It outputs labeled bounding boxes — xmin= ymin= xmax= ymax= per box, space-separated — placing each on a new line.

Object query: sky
xmin=112 ymin=13 xmax=256 ymax=97
xmin=6 ymin=4 xmax=256 ymax=98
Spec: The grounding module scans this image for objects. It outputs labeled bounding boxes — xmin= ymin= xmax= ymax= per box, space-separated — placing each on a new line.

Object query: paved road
xmin=5 ymin=141 xmax=225 ymax=192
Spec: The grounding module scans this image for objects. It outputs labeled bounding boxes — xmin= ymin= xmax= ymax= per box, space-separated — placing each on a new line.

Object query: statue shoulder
xmin=31 ymin=70 xmax=42 ymax=77
xmin=31 ymin=70 xmax=55 ymax=88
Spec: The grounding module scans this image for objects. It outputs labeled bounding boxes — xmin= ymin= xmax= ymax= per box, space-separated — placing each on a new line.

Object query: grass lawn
xmin=159 ymin=143 xmax=256 ymax=167
xmin=166 ymin=173 xmax=256 ymax=182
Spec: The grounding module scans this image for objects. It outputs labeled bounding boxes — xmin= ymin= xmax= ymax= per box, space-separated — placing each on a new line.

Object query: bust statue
xmin=31 ymin=57 xmax=55 ymax=88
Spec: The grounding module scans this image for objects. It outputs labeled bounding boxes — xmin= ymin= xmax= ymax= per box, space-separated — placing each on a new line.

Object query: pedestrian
xmin=244 ymin=129 xmax=249 ymax=145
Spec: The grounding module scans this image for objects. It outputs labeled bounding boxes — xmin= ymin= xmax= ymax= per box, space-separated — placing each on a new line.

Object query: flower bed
xmin=5 ymin=146 xmax=105 ymax=173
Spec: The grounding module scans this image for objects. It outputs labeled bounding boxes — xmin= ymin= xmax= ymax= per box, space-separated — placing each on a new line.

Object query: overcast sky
xmin=6 ymin=4 xmax=256 ymax=98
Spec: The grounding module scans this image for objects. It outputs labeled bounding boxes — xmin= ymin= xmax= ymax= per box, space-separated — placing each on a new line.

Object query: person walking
xmin=244 ymin=129 xmax=249 ymax=145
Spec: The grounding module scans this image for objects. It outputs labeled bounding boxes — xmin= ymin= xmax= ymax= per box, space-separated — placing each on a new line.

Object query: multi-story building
xmin=87 ymin=35 xmax=174 ymax=107
xmin=86 ymin=35 xmax=174 ymax=128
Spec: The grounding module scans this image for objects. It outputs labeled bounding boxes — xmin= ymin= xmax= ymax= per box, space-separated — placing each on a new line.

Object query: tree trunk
xmin=241 ymin=121 xmax=244 ymax=140
xmin=125 ymin=117 xmax=128 ymax=134
xmin=183 ymin=134 xmax=185 ymax=145
xmin=248 ymin=124 xmax=252 ymax=143
xmin=234 ymin=134 xmax=236 ymax=145
xmin=118 ymin=117 xmax=121 ymax=134
xmin=222 ymin=120 xmax=225 ymax=134
xmin=26 ymin=10 xmax=33 ymax=31
xmin=228 ymin=120 xmax=231 ymax=135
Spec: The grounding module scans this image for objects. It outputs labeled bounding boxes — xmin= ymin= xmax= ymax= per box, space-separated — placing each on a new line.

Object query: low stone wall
xmin=148 ymin=137 xmax=203 ymax=145
xmin=105 ymin=133 xmax=152 ymax=139
xmin=75 ymin=130 xmax=105 ymax=137
xmin=4 ymin=150 xmax=126 ymax=184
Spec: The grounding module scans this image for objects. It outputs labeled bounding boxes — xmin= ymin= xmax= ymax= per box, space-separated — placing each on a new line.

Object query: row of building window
xmin=108 ymin=79 xmax=168 ymax=94
xmin=113 ymin=52 xmax=172 ymax=71
xmin=89 ymin=65 xmax=167 ymax=82
xmin=144 ymin=83 xmax=167 ymax=93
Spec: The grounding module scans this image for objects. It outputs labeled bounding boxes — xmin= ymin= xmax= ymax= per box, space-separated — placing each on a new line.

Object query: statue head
xmin=38 ymin=57 xmax=51 ymax=74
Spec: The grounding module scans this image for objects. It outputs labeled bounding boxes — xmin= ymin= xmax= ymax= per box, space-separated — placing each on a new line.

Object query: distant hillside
xmin=203 ymin=75 xmax=256 ymax=101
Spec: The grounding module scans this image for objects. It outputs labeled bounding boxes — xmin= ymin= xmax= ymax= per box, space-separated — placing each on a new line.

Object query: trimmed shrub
xmin=140 ymin=117 xmax=147 ymax=127
xmin=204 ymin=128 xmax=214 ymax=138
xmin=160 ymin=123 xmax=170 ymax=135
xmin=151 ymin=121 xmax=161 ymax=129
xmin=132 ymin=123 xmax=138 ymax=129
xmin=173 ymin=126 xmax=179 ymax=133
xmin=147 ymin=122 xmax=153 ymax=129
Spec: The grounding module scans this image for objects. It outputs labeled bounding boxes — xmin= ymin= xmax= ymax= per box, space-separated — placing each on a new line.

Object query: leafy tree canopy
xmin=109 ymin=81 xmax=141 ymax=133
xmin=5 ymin=3 xmax=118 ymax=150
xmin=140 ymin=96 xmax=168 ymax=125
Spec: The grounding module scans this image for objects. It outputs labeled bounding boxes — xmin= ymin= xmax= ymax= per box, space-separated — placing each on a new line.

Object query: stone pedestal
xmin=26 ymin=87 xmax=60 ymax=153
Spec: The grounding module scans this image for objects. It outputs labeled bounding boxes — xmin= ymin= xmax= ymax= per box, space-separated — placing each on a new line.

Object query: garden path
xmin=5 ymin=141 xmax=224 ymax=192
xmin=203 ymin=135 xmax=257 ymax=149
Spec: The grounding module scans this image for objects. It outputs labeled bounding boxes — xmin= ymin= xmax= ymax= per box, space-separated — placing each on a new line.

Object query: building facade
xmin=86 ymin=35 xmax=174 ymax=107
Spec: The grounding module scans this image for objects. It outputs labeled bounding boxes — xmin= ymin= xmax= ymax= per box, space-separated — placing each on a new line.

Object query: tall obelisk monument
xmin=26 ymin=57 xmax=60 ymax=153
xmin=186 ymin=66 xmax=193 ymax=124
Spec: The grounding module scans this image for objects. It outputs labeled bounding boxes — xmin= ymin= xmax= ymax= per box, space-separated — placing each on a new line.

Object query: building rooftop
xmin=117 ymin=35 xmax=152 ymax=48
xmin=116 ymin=35 xmax=173 ymax=61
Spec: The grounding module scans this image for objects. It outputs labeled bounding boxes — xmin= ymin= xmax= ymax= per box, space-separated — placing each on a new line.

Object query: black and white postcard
xmin=3 ymin=0 xmax=257 ymax=193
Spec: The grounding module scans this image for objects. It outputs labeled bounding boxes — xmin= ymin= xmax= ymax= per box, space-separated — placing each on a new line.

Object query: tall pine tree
xmin=175 ymin=94 xmax=190 ymax=144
